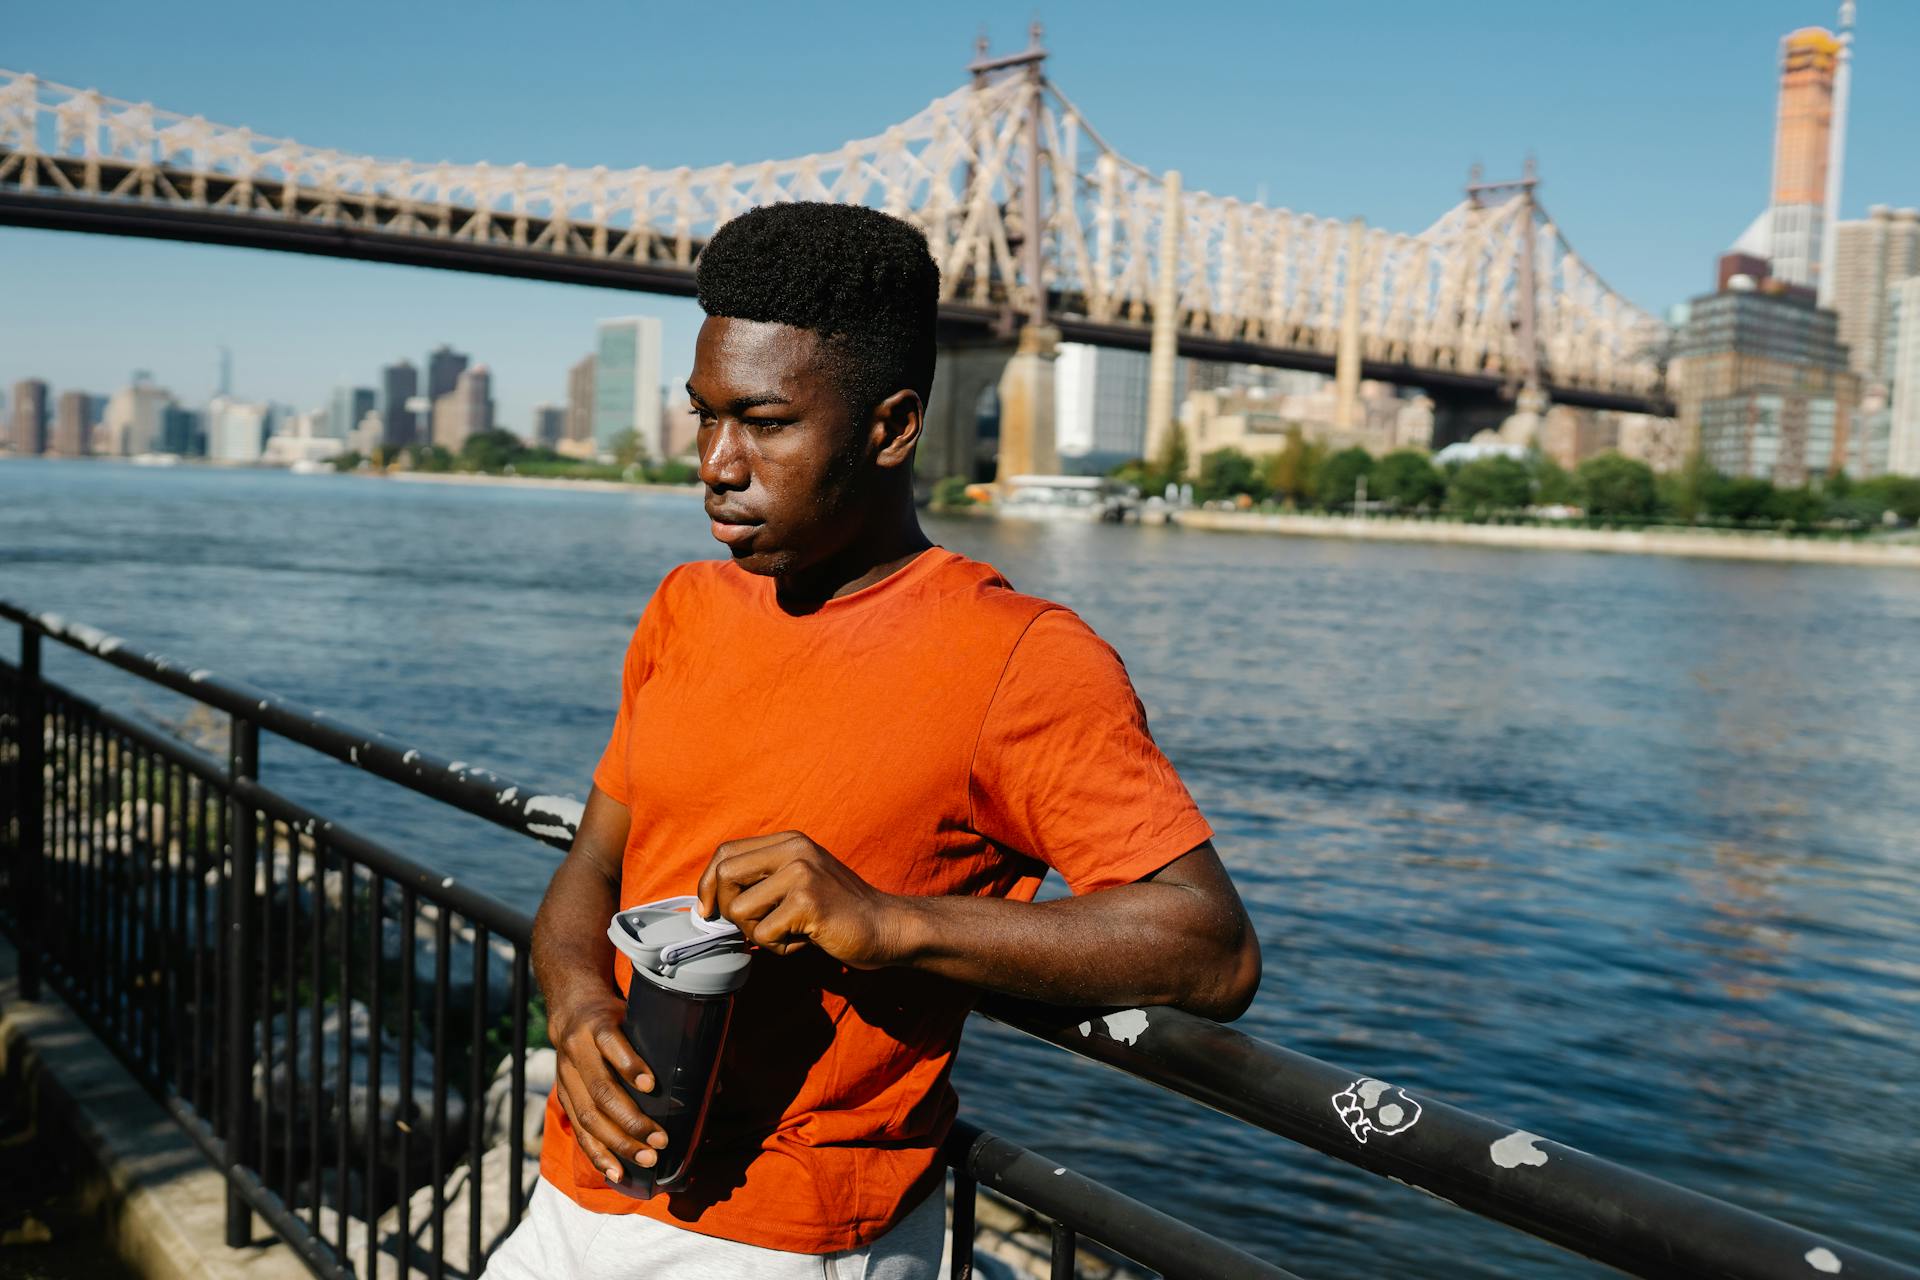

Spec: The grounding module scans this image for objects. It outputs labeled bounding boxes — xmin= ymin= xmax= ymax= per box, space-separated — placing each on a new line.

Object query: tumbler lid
xmin=607 ymin=897 xmax=752 ymax=996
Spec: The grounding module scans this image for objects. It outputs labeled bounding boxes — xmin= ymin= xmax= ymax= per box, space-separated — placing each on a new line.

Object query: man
xmin=486 ymin=202 xmax=1260 ymax=1279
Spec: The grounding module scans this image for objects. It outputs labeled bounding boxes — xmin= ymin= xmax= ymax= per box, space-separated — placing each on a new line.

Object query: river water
xmin=4 ymin=459 xmax=1918 ymax=1277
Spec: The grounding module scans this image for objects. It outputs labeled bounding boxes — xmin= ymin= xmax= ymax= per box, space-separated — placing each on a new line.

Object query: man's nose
xmin=698 ymin=423 xmax=750 ymax=491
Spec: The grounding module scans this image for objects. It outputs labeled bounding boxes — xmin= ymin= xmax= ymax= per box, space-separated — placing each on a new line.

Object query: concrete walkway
xmin=0 ymin=941 xmax=308 ymax=1280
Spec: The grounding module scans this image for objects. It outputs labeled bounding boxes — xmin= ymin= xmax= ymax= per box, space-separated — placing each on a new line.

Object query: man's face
xmin=688 ymin=317 xmax=872 ymax=577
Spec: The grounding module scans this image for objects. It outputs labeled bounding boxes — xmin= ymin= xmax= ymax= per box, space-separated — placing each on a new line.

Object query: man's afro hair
xmin=695 ymin=202 xmax=940 ymax=412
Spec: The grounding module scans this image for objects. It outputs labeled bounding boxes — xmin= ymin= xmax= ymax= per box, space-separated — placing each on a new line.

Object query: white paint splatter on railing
xmin=1805 ymin=1246 xmax=1842 ymax=1273
xmin=1489 ymin=1131 xmax=1549 ymax=1169
xmin=1333 ymin=1078 xmax=1423 ymax=1144
xmin=525 ymin=794 xmax=585 ymax=840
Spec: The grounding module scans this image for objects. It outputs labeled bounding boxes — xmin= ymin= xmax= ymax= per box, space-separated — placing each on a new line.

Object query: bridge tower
xmin=1436 ymin=159 xmax=1551 ymax=445
xmin=976 ymin=25 xmax=1061 ymax=485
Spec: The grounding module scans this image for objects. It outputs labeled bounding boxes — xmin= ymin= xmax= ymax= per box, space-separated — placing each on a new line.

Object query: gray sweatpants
xmin=482 ymin=1176 xmax=945 ymax=1279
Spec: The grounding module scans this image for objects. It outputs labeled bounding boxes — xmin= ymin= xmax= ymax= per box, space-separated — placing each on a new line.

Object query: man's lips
xmin=707 ymin=513 xmax=762 ymax=545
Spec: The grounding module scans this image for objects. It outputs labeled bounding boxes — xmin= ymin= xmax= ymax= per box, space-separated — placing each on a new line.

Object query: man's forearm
xmin=882 ymin=869 xmax=1260 ymax=1020
xmin=531 ymin=851 xmax=622 ymax=1012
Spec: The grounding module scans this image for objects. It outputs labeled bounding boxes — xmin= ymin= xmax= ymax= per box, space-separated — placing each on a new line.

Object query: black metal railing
xmin=1 ymin=600 xmax=1915 ymax=1280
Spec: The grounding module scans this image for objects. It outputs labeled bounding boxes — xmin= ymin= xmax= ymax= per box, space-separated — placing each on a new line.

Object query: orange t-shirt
xmin=538 ymin=547 xmax=1212 ymax=1253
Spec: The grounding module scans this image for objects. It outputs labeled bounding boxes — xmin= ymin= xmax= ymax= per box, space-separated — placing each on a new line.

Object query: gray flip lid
xmin=607 ymin=898 xmax=752 ymax=996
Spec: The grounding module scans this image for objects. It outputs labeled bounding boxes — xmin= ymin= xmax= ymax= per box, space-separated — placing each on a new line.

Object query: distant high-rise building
xmin=52 ymin=390 xmax=97 ymax=456
xmin=1676 ymin=279 xmax=1859 ymax=485
xmin=1888 ymin=278 xmax=1920 ymax=477
xmin=1829 ymin=205 xmax=1920 ymax=386
xmin=8 ymin=378 xmax=49 ymax=455
xmin=161 ymin=404 xmax=204 ymax=456
xmin=432 ymin=363 xmax=494 ymax=451
xmin=381 ymin=360 xmax=419 ymax=448
xmin=1767 ymin=26 xmax=1841 ymax=290
xmin=326 ymin=386 xmax=375 ymax=441
xmin=533 ymin=404 xmax=565 ymax=448
xmin=565 ymin=353 xmax=596 ymax=445
xmin=426 ymin=345 xmax=469 ymax=404
xmin=593 ymin=317 xmax=662 ymax=457
xmin=1055 ymin=345 xmax=1153 ymax=473
xmin=661 ymin=391 xmax=699 ymax=459
xmin=1728 ymin=9 xmax=1855 ymax=297
xmin=100 ymin=374 xmax=172 ymax=456
xmin=206 ymin=397 xmax=269 ymax=464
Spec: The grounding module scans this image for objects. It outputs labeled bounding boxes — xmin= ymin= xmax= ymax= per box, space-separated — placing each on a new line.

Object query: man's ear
xmin=869 ymin=388 xmax=924 ymax=470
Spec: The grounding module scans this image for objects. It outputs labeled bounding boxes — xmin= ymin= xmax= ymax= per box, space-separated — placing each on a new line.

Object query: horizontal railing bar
xmin=949 ymin=1120 xmax=1299 ymax=1280
xmin=233 ymin=777 xmax=537 ymax=943
xmin=1 ymin=603 xmax=579 ymax=852
xmin=975 ymin=997 xmax=1920 ymax=1280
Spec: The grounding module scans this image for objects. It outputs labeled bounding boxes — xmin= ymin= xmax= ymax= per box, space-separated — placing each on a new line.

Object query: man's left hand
xmin=696 ymin=832 xmax=908 ymax=968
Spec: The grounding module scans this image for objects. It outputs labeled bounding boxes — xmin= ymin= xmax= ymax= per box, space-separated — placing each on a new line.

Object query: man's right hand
xmin=549 ymin=984 xmax=670 ymax=1183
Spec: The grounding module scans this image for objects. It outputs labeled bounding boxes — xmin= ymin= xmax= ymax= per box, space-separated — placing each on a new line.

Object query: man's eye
xmin=745 ymin=418 xmax=789 ymax=433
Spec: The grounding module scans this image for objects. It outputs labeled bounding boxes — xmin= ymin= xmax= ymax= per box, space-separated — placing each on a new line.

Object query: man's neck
xmin=773 ymin=500 xmax=933 ymax=615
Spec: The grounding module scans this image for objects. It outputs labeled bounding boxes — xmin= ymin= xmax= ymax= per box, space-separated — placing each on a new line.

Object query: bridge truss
xmin=0 ymin=47 xmax=1667 ymax=411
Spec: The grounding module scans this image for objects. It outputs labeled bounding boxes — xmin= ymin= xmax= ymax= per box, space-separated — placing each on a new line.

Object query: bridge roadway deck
xmin=0 ymin=153 xmax=1671 ymax=418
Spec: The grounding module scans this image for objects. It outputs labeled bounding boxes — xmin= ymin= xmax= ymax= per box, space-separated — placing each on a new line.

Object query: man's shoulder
xmin=915 ymin=549 xmax=1066 ymax=637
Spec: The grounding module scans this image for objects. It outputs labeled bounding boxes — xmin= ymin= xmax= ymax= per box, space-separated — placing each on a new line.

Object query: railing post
xmin=16 ymin=625 xmax=43 ymax=1001
xmin=223 ymin=713 xmax=259 ymax=1248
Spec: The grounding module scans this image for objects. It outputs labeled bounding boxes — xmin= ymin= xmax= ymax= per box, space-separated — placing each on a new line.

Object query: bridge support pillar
xmin=919 ymin=339 xmax=1016 ymax=486
xmin=1334 ymin=217 xmax=1367 ymax=432
xmin=1143 ymin=169 xmax=1184 ymax=463
xmin=994 ymin=324 xmax=1061 ymax=484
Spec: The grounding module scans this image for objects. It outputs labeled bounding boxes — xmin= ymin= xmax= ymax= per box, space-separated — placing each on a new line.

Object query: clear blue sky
xmin=5 ymin=0 xmax=1916 ymax=434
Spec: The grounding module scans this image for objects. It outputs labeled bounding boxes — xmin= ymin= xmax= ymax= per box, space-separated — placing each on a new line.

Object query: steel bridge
xmin=0 ymin=32 xmax=1671 ymax=474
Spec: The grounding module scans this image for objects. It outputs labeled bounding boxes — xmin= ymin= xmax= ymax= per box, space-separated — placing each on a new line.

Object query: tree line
xmin=1106 ymin=426 xmax=1920 ymax=530
xmin=332 ymin=429 xmax=698 ymax=486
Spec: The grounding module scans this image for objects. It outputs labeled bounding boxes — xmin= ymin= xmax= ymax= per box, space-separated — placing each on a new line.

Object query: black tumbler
xmin=603 ymin=897 xmax=752 ymax=1198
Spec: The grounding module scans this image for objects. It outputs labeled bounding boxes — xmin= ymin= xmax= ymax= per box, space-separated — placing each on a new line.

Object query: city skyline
xmin=4 ymin=0 xmax=1917 ymax=433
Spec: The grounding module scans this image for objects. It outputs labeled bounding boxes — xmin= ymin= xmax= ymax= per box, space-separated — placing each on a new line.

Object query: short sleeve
xmin=970 ymin=609 xmax=1212 ymax=894
xmin=591 ymin=568 xmax=682 ymax=805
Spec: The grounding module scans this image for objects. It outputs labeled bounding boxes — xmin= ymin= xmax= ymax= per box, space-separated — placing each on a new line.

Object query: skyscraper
xmin=1767 ymin=26 xmax=1841 ymax=290
xmin=382 ymin=360 xmax=419 ymax=448
xmin=1829 ymin=205 xmax=1920 ymax=386
xmin=1676 ymin=278 xmax=1859 ymax=485
xmin=52 ymin=390 xmax=95 ymax=456
xmin=1888 ymin=278 xmax=1920 ymax=477
xmin=565 ymin=354 xmax=596 ymax=446
xmin=592 ymin=317 xmax=662 ymax=457
xmin=327 ymin=385 xmax=376 ymax=440
xmin=1730 ymin=9 xmax=1856 ymax=295
xmin=1054 ymin=344 xmax=1153 ymax=473
xmin=206 ymin=397 xmax=270 ymax=463
xmin=426 ymin=345 xmax=469 ymax=404
xmin=533 ymin=404 xmax=565 ymax=448
xmin=161 ymin=404 xmax=204 ymax=456
xmin=100 ymin=374 xmax=172 ymax=456
xmin=8 ymin=379 xmax=49 ymax=456
xmin=432 ymin=364 xmax=494 ymax=451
